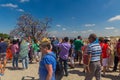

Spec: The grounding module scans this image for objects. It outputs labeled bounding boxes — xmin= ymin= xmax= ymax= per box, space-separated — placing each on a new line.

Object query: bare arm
xmin=87 ymin=54 xmax=91 ymax=66
xmin=45 ymin=64 xmax=53 ymax=80
xmin=108 ymin=46 xmax=112 ymax=51
xmin=100 ymin=54 xmax=103 ymax=66
xmin=86 ymin=54 xmax=91 ymax=73
xmin=107 ymin=46 xmax=112 ymax=56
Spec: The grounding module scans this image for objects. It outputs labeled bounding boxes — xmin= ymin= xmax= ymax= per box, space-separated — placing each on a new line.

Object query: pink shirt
xmin=11 ymin=43 xmax=19 ymax=54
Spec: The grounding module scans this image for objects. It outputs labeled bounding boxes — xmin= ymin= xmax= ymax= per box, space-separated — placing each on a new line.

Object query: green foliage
xmin=0 ymin=33 xmax=9 ymax=38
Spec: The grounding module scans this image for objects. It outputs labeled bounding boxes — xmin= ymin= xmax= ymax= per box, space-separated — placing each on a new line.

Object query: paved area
xmin=1 ymin=61 xmax=120 ymax=80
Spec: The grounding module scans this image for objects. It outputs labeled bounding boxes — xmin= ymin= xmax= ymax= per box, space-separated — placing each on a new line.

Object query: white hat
xmin=104 ymin=37 xmax=110 ymax=41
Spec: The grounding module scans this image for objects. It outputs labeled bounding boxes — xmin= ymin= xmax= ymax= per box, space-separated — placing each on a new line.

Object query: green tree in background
xmin=0 ymin=33 xmax=9 ymax=38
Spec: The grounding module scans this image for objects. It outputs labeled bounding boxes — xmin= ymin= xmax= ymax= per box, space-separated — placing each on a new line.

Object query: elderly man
xmin=85 ymin=34 xmax=102 ymax=80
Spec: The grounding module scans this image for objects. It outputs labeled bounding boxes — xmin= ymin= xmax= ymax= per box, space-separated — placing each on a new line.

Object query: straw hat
xmin=40 ymin=38 xmax=51 ymax=46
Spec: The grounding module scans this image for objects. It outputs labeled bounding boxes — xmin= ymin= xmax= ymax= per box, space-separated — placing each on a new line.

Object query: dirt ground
xmin=0 ymin=61 xmax=120 ymax=80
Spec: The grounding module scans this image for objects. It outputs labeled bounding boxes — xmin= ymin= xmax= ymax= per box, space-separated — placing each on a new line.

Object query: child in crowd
xmin=82 ymin=45 xmax=89 ymax=73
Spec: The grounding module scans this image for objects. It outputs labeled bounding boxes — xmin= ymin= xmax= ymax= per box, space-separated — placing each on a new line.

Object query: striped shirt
xmin=87 ymin=41 xmax=102 ymax=62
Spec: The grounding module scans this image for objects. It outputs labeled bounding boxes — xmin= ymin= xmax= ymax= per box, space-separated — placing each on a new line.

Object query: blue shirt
xmin=39 ymin=52 xmax=56 ymax=80
xmin=0 ymin=42 xmax=7 ymax=53
xmin=87 ymin=39 xmax=102 ymax=61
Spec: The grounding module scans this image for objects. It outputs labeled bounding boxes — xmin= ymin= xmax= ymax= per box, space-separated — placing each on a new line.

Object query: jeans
xmin=22 ymin=55 xmax=29 ymax=69
xmin=59 ymin=58 xmax=68 ymax=75
xmin=12 ymin=53 xmax=19 ymax=68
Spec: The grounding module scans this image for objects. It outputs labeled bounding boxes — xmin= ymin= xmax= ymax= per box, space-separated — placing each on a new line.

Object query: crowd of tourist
xmin=0 ymin=33 xmax=120 ymax=80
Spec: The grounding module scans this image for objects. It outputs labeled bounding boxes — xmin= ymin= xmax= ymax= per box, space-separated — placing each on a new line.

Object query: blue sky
xmin=0 ymin=0 xmax=120 ymax=38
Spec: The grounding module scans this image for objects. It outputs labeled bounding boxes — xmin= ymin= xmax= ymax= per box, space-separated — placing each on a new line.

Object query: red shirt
xmin=100 ymin=42 xmax=108 ymax=58
xmin=82 ymin=45 xmax=88 ymax=65
xmin=83 ymin=54 xmax=88 ymax=65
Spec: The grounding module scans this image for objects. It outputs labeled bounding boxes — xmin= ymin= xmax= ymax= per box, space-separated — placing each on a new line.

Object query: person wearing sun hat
xmin=39 ymin=38 xmax=56 ymax=80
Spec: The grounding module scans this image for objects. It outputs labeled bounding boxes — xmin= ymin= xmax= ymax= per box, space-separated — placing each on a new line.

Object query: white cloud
xmin=62 ymin=28 xmax=66 ymax=31
xmin=49 ymin=31 xmax=58 ymax=34
xmin=1 ymin=3 xmax=18 ymax=8
xmin=71 ymin=31 xmax=78 ymax=33
xmin=87 ymin=29 xmax=93 ymax=32
xmin=114 ymin=29 xmax=118 ymax=32
xmin=17 ymin=9 xmax=24 ymax=12
xmin=81 ymin=29 xmax=93 ymax=33
xmin=85 ymin=24 xmax=95 ymax=27
xmin=105 ymin=27 xmax=115 ymax=30
xmin=49 ymin=31 xmax=58 ymax=37
xmin=56 ymin=24 xmax=61 ymax=27
xmin=108 ymin=15 xmax=120 ymax=22
xmin=81 ymin=31 xmax=87 ymax=33
xmin=0 ymin=3 xmax=25 ymax=12
xmin=20 ymin=0 xmax=30 ymax=3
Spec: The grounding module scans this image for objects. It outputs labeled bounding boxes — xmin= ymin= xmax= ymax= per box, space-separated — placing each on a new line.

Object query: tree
xmin=10 ymin=14 xmax=52 ymax=40
xmin=0 ymin=33 xmax=9 ymax=38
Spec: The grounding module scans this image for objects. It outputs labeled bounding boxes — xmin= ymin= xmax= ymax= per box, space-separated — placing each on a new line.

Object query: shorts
xmin=102 ymin=58 xmax=108 ymax=66
xmin=0 ymin=53 xmax=6 ymax=64
xmin=75 ymin=50 xmax=82 ymax=60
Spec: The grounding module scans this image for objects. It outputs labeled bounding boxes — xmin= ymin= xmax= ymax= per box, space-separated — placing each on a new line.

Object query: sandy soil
xmin=1 ymin=61 xmax=120 ymax=80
